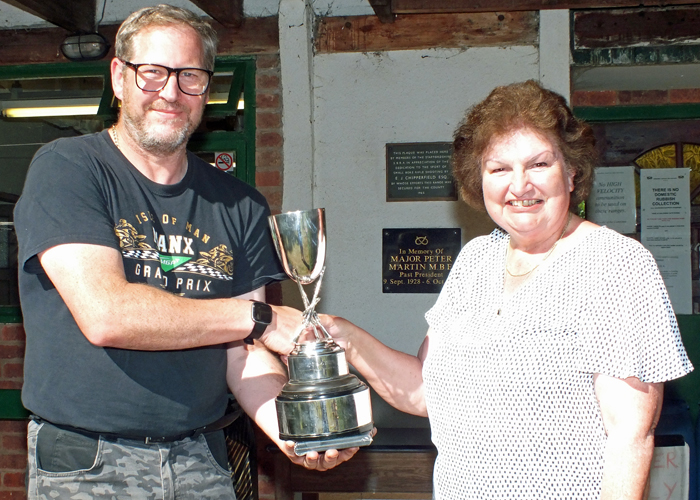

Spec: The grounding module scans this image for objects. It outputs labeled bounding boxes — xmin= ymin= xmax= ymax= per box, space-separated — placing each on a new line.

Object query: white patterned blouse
xmin=424 ymin=226 xmax=693 ymax=500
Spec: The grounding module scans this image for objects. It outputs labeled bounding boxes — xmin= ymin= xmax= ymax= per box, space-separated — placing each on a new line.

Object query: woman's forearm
xmin=323 ymin=316 xmax=428 ymax=416
xmin=599 ymin=432 xmax=655 ymax=500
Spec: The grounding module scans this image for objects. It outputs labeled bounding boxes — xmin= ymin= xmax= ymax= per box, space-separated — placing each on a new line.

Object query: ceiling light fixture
xmin=60 ymin=33 xmax=110 ymax=62
xmin=1 ymin=98 xmax=101 ymax=118
xmin=3 ymin=105 xmax=99 ymax=119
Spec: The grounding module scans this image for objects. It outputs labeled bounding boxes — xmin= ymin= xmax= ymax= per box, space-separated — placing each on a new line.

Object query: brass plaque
xmin=382 ymin=228 xmax=461 ymax=294
xmin=386 ymin=142 xmax=457 ymax=202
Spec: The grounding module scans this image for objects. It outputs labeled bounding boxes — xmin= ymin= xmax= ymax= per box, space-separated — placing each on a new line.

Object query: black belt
xmin=32 ymin=409 xmax=242 ymax=445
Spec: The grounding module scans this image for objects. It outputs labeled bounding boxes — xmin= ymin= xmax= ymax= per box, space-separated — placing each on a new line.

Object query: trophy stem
xmin=292 ymin=267 xmax=331 ymax=342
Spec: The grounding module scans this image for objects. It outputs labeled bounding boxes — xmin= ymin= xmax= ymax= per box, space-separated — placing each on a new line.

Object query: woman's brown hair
xmin=451 ymin=80 xmax=598 ymax=210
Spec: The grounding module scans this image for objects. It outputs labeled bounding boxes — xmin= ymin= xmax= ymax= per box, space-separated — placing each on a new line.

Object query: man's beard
xmin=121 ymin=95 xmax=203 ymax=156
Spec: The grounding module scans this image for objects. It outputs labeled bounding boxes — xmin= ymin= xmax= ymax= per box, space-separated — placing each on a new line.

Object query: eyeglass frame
xmin=118 ymin=59 xmax=214 ymax=96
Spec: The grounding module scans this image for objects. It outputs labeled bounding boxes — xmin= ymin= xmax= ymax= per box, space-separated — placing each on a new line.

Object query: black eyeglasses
xmin=120 ymin=59 xmax=214 ymax=96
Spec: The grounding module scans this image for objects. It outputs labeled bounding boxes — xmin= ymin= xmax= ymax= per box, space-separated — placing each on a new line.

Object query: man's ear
xmin=110 ymin=58 xmax=125 ymax=101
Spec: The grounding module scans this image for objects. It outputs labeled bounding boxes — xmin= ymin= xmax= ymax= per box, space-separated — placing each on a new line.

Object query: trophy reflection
xmin=268 ymin=208 xmax=374 ymax=455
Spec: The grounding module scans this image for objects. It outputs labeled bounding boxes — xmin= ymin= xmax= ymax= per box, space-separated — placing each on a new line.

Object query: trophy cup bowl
xmin=268 ymin=209 xmax=374 ymax=455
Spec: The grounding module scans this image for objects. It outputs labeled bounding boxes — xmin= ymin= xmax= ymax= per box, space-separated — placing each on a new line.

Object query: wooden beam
xmin=0 ymin=25 xmax=117 ymax=65
xmin=3 ymin=0 xmax=95 ymax=32
xmin=574 ymin=6 xmax=700 ymax=48
xmin=215 ymin=17 xmax=279 ymax=55
xmin=315 ymin=11 xmax=538 ymax=53
xmin=368 ymin=0 xmax=396 ymax=23
xmin=0 ymin=17 xmax=279 ymax=66
xmin=391 ymin=0 xmax=700 ymax=14
xmin=188 ymin=0 xmax=244 ymax=28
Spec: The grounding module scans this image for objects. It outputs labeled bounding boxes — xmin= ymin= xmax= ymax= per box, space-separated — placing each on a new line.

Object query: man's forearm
xmin=79 ymin=281 xmax=257 ymax=350
xmin=38 ymin=243 xmax=299 ymax=352
xmin=227 ymin=342 xmax=288 ymax=445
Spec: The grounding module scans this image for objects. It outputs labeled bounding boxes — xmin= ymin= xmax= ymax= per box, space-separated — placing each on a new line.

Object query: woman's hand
xmin=316 ymin=314 xmax=357 ymax=351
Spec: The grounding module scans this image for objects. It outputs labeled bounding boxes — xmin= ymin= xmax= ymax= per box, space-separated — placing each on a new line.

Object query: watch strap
xmin=244 ymin=301 xmax=272 ymax=345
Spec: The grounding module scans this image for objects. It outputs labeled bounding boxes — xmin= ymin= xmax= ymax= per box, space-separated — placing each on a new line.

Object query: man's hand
xmin=259 ymin=305 xmax=304 ymax=355
xmin=280 ymin=427 xmax=377 ymax=471
xmin=281 ymin=442 xmax=359 ymax=472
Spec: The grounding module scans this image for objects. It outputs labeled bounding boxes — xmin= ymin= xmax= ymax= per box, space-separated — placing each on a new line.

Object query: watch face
xmin=252 ymin=302 xmax=272 ymax=324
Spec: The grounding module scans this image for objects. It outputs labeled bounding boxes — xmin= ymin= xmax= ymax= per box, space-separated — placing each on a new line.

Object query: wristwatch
xmin=244 ymin=301 xmax=272 ymax=345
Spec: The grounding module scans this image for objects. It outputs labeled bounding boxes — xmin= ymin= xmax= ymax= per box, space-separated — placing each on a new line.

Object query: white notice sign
xmin=648 ymin=444 xmax=689 ymax=500
xmin=587 ymin=166 xmax=636 ymax=234
xmin=640 ymin=168 xmax=692 ymax=314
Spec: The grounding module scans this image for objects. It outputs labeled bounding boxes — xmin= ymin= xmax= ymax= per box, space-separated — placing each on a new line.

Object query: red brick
xmin=256 ymin=74 xmax=280 ymax=90
xmin=0 ymin=381 xmax=22 ymax=390
xmin=669 ymin=88 xmax=700 ymax=104
xmin=2 ymin=435 xmax=26 ymax=452
xmin=1 ymin=326 xmax=25 ymax=342
xmin=0 ymin=491 xmax=27 ymax=500
xmin=256 ymin=149 xmax=282 ymax=169
xmin=256 ymin=111 xmax=282 ymax=130
xmin=617 ymin=90 xmax=668 ymax=105
xmin=256 ymin=93 xmax=280 ymax=110
xmin=2 ymin=363 xmax=23 ymax=380
xmin=0 ymin=346 xmax=24 ymax=360
xmin=0 ymin=454 xmax=27 ymax=471
xmin=0 ymin=421 xmax=27 ymax=433
xmin=571 ymin=90 xmax=617 ymax=107
xmin=2 ymin=472 xmax=24 ymax=488
xmin=256 ymin=54 xmax=280 ymax=70
xmin=258 ymin=188 xmax=282 ymax=211
xmin=256 ymin=131 xmax=283 ymax=148
xmin=255 ymin=170 xmax=281 ymax=187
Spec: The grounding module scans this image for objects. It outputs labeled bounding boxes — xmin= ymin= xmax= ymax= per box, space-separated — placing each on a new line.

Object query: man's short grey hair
xmin=115 ymin=4 xmax=218 ymax=70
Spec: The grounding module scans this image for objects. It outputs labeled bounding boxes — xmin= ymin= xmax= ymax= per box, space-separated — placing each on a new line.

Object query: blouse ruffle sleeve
xmin=575 ymin=230 xmax=692 ymax=383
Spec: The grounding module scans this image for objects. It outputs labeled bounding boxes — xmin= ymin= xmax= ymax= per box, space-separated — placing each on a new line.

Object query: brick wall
xmin=572 ymin=88 xmax=700 ymax=107
xmin=0 ymin=323 xmax=26 ymax=500
xmin=254 ymin=53 xmax=284 ymax=216
xmin=252 ymin=51 xmax=286 ymax=499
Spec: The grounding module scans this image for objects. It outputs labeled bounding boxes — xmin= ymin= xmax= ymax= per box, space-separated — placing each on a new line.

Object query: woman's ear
xmin=567 ymin=169 xmax=575 ymax=193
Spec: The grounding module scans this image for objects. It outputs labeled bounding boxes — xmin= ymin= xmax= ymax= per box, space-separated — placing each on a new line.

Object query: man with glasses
xmin=14 ymin=5 xmax=357 ymax=498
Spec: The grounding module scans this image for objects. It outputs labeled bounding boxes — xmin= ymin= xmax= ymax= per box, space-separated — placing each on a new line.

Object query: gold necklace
xmin=110 ymin=125 xmax=119 ymax=149
xmin=505 ymin=212 xmax=572 ymax=279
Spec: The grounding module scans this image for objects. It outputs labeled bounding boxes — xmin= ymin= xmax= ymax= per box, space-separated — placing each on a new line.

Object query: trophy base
xmin=293 ymin=430 xmax=374 ymax=456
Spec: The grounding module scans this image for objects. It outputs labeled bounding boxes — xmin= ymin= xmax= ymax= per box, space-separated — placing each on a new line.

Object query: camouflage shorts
xmin=27 ymin=419 xmax=236 ymax=499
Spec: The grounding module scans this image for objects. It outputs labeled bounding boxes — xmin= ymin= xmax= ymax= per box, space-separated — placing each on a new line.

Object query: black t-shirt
xmin=14 ymin=130 xmax=286 ymax=435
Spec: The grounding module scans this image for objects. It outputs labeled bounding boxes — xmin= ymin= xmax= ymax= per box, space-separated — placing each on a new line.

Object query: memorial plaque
xmin=386 ymin=142 xmax=457 ymax=202
xmin=382 ymin=228 xmax=461 ymax=293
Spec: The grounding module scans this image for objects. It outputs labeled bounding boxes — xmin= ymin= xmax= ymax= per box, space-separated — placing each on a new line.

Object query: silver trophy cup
xmin=268 ymin=208 xmax=374 ymax=455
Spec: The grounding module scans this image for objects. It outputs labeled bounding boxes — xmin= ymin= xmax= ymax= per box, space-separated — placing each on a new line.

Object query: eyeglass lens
xmin=134 ymin=64 xmax=210 ymax=96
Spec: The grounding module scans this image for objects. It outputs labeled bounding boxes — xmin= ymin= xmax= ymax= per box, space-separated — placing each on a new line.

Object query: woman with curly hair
xmin=322 ymin=80 xmax=692 ymax=499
